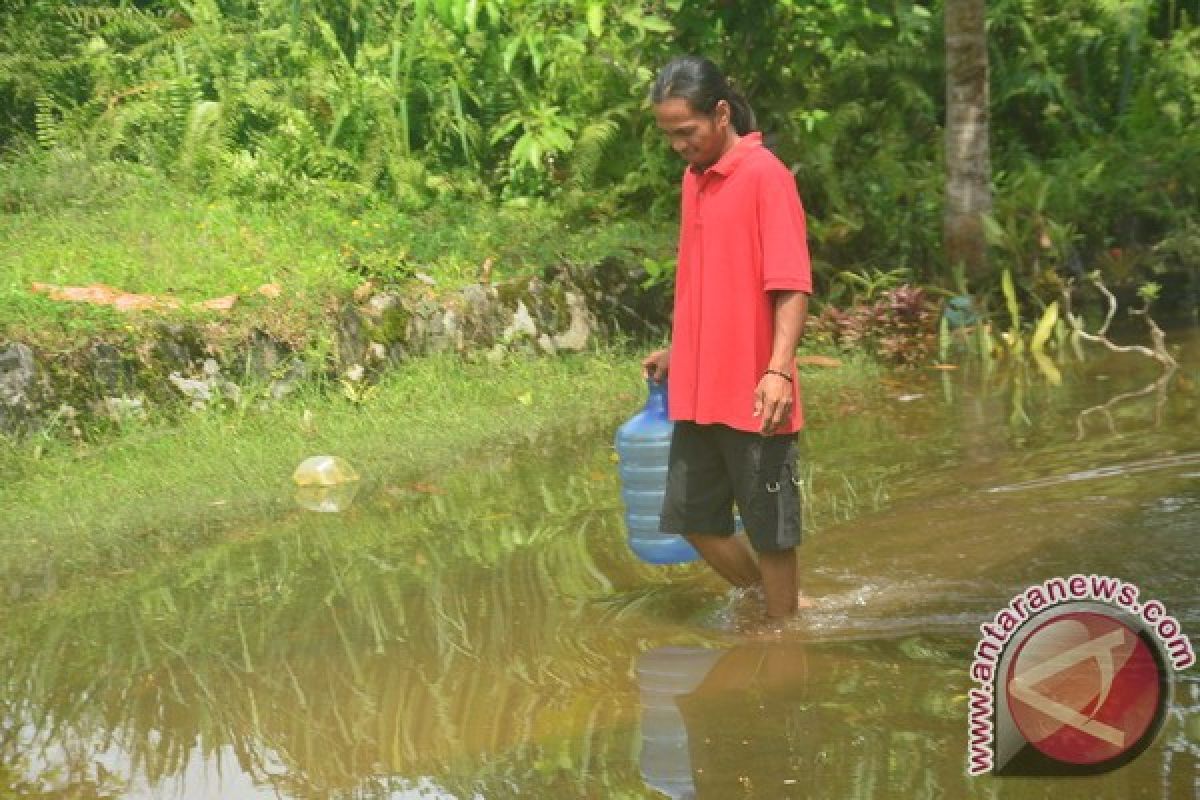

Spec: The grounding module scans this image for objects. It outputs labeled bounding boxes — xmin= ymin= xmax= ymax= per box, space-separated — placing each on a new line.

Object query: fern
xmin=33 ymin=95 xmax=60 ymax=149
xmin=570 ymin=117 xmax=618 ymax=187
xmin=178 ymin=99 xmax=222 ymax=179
xmin=58 ymin=5 xmax=163 ymax=35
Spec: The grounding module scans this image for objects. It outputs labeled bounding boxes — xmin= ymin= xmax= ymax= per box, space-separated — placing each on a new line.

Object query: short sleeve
xmin=757 ymin=166 xmax=813 ymax=293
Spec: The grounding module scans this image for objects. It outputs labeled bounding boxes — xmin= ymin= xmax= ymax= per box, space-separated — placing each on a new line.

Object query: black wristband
xmin=764 ymin=368 xmax=793 ymax=383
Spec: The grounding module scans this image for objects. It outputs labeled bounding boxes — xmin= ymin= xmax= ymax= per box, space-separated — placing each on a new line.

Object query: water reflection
xmin=2 ymin=328 xmax=1198 ymax=798
xmin=294 ymin=481 xmax=362 ymax=512
xmin=638 ymin=642 xmax=809 ymax=800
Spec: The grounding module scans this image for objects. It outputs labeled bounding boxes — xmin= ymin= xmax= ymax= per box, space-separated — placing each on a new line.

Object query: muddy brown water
xmin=3 ymin=328 xmax=1198 ymax=799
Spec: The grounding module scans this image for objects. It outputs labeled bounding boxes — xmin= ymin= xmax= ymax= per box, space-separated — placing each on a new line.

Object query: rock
xmin=366 ymin=292 xmax=400 ymax=317
xmin=0 ymin=343 xmax=37 ymax=405
xmin=502 ymin=300 xmax=538 ymax=342
xmin=438 ymin=308 xmax=460 ymax=352
xmin=168 ymin=360 xmax=239 ymax=410
xmin=155 ymin=323 xmax=206 ymax=372
xmin=0 ymin=343 xmax=39 ymax=434
xmin=385 ymin=342 xmax=408 ymax=366
xmin=352 ymin=281 xmax=376 ymax=303
xmin=336 ymin=302 xmax=369 ymax=367
xmin=169 ymin=372 xmax=214 ymax=408
xmin=455 ymin=282 xmax=503 ymax=350
xmin=552 ymin=291 xmax=594 ymax=352
xmin=238 ymin=328 xmax=289 ymax=381
xmin=101 ymin=395 xmax=145 ymax=422
xmin=269 ymin=359 xmax=310 ymax=401
xmin=89 ymin=342 xmax=135 ymax=394
xmin=561 ymin=255 xmax=670 ymax=338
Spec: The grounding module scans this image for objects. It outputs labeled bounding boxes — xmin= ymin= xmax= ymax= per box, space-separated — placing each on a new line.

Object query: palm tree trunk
xmin=944 ymin=0 xmax=992 ymax=284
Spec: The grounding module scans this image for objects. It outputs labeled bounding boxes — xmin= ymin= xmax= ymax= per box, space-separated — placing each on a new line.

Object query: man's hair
xmin=650 ymin=55 xmax=757 ymax=135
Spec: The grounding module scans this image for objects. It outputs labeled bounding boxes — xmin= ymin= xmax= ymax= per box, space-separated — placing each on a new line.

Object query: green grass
xmin=0 ymin=151 xmax=674 ymax=346
xmin=0 ymin=346 xmax=885 ymax=606
xmin=0 ymin=349 xmax=639 ymax=587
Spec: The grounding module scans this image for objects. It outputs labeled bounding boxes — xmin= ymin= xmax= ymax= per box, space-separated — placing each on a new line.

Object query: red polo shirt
xmin=667 ymin=132 xmax=813 ymax=434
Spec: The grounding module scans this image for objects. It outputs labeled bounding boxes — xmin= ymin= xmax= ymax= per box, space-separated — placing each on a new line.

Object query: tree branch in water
xmin=1062 ymin=272 xmax=1178 ymax=439
xmin=1060 ymin=274 xmax=1177 ymax=369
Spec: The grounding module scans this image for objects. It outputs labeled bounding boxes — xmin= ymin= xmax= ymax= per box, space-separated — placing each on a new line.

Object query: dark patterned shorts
xmin=659 ymin=421 xmax=802 ymax=552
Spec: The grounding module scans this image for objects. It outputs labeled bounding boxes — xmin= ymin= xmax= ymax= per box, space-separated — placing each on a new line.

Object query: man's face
xmin=654 ymin=97 xmax=731 ymax=172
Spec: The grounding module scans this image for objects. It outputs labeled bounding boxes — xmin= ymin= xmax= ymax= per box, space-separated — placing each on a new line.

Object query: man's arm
xmin=754 ymin=290 xmax=809 ymax=435
xmin=767 ymin=290 xmax=809 ymax=374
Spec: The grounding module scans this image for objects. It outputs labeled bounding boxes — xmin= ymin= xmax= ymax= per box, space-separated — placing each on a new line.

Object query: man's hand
xmin=642 ymin=349 xmax=670 ymax=383
xmin=753 ymin=371 xmax=794 ymax=435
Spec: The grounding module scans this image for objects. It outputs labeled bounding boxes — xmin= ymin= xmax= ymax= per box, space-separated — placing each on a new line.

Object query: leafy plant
xmin=811 ymin=285 xmax=940 ymax=366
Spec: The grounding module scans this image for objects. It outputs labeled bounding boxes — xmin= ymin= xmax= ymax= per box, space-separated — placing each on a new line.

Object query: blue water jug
xmin=615 ymin=378 xmax=700 ymax=564
xmin=636 ymin=646 xmax=723 ymax=799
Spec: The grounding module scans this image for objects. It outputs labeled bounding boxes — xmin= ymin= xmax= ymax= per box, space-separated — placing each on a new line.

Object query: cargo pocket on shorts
xmin=752 ymin=443 xmax=796 ymax=551
xmin=779 ymin=457 xmax=803 ymax=547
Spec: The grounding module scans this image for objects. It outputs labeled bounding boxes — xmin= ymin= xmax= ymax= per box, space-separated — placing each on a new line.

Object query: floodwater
xmin=3 ymin=327 xmax=1199 ymax=799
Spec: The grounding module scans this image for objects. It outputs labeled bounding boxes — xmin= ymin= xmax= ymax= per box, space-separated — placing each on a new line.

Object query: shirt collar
xmin=691 ymin=131 xmax=762 ymax=177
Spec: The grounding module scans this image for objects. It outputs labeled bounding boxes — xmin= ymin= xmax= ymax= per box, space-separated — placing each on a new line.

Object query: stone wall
xmin=0 ymin=258 xmax=670 ymax=437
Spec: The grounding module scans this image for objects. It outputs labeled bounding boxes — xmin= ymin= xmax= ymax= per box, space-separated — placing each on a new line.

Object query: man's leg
xmin=757 ymin=547 xmax=798 ymax=619
xmin=721 ymin=427 xmax=807 ymax=620
xmin=684 ymin=531 xmax=761 ymax=589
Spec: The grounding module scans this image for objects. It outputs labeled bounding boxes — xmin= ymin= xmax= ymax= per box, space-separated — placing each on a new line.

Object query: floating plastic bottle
xmin=292 ymin=455 xmax=361 ymax=486
xmin=614 ymin=378 xmax=700 ymax=564
xmin=292 ymin=455 xmax=361 ymax=513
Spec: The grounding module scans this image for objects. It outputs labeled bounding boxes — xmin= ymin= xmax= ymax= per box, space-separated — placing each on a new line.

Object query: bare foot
xmin=797 ymin=593 xmax=815 ymax=610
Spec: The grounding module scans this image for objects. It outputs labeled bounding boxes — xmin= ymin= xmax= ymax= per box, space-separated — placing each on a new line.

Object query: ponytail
xmin=724 ymin=88 xmax=757 ymax=136
xmin=650 ymin=55 xmax=758 ymax=135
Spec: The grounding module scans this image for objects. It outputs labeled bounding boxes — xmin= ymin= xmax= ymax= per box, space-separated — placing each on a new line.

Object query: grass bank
xmin=0 ymin=158 xmax=673 ymax=347
xmin=0 ymin=347 xmax=882 ymax=606
xmin=0 ymin=350 xmax=641 ymax=594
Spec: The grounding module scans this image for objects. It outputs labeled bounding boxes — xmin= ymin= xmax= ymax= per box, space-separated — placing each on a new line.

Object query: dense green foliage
xmin=1 ymin=0 xmax=675 ymax=211
xmin=1 ymin=0 xmax=1197 ymax=294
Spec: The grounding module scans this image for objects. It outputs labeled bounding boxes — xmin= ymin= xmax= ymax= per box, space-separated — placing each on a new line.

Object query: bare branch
xmin=1062 ymin=272 xmax=1179 ymax=439
xmin=1075 ymin=366 xmax=1177 ymax=440
xmin=1060 ymin=276 xmax=1177 ymax=368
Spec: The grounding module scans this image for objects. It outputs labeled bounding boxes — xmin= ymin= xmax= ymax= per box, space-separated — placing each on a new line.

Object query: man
xmin=642 ymin=56 xmax=812 ymax=622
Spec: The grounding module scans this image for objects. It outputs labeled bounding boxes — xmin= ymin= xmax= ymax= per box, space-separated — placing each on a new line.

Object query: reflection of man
xmin=637 ymin=642 xmax=809 ymax=799
xmin=637 ymin=647 xmax=721 ymax=799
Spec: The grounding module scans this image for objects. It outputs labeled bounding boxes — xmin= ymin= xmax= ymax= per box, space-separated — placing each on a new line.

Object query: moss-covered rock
xmin=0 ymin=259 xmax=671 ymax=439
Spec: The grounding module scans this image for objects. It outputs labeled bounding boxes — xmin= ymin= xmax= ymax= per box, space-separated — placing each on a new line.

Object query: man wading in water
xmin=641 ymin=56 xmax=813 ymax=624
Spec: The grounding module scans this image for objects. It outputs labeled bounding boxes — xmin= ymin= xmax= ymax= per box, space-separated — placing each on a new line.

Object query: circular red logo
xmin=1006 ymin=611 xmax=1163 ymax=766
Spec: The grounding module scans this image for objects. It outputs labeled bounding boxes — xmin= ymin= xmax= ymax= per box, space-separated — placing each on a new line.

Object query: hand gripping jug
xmin=614 ymin=378 xmax=700 ymax=564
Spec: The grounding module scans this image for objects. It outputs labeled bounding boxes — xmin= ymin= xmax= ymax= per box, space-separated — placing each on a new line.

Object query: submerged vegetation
xmin=3 ymin=336 xmax=1197 ymax=798
xmin=0 ymin=346 xmax=893 ymax=607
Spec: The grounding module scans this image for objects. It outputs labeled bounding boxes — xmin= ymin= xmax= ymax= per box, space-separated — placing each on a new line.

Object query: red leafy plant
xmin=809 ymin=285 xmax=939 ymax=366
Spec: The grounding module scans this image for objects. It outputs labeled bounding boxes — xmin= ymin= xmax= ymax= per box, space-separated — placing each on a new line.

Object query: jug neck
xmin=645 ymin=378 xmax=668 ymax=415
